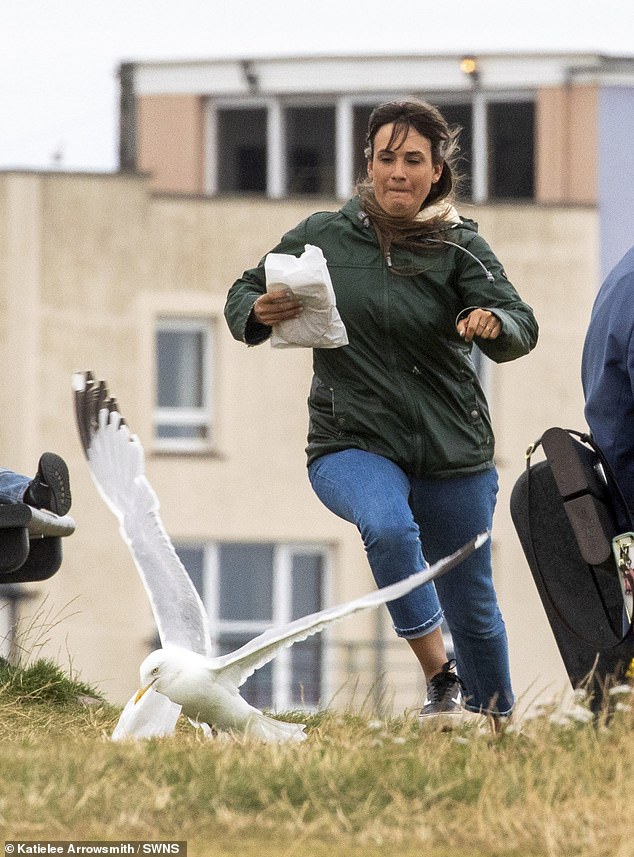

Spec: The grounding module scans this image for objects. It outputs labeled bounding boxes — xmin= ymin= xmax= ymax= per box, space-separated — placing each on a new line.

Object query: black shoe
xmin=418 ymin=660 xmax=486 ymax=730
xmin=24 ymin=453 xmax=71 ymax=516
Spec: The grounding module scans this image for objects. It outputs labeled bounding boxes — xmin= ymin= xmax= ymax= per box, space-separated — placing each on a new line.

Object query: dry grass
xmin=1 ymin=659 xmax=633 ymax=857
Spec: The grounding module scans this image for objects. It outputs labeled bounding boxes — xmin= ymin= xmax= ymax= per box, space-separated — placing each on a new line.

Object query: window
xmin=439 ymin=103 xmax=473 ymax=200
xmin=208 ymin=93 xmax=535 ymax=202
xmin=175 ymin=541 xmax=327 ymax=710
xmin=285 ymin=105 xmax=336 ymax=195
xmin=154 ymin=317 xmax=212 ymax=451
xmin=488 ymin=101 xmax=534 ymax=199
xmin=217 ymin=107 xmax=267 ymax=193
xmin=352 ymin=104 xmax=374 ymax=185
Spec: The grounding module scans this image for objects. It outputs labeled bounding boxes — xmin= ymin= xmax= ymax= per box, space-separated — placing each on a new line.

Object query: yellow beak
xmin=134 ymin=681 xmax=155 ymax=704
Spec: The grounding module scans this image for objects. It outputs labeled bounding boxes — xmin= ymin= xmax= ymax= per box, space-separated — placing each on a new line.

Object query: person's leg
xmin=0 ymin=468 xmax=30 ymax=504
xmin=410 ymin=468 xmax=514 ymax=717
xmin=407 ymin=626 xmax=449 ymax=680
xmin=0 ymin=454 xmax=71 ymax=515
xmin=308 ymin=449 xmax=446 ymax=680
xmin=23 ymin=453 xmax=71 ymax=515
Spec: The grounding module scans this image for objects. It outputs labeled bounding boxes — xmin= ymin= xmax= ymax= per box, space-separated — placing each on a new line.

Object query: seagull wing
xmin=73 ymin=371 xmax=211 ymax=657
xmin=212 ymin=532 xmax=488 ymax=687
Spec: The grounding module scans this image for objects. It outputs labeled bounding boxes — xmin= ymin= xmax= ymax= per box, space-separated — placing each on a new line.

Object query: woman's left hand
xmin=457 ymin=309 xmax=501 ymax=343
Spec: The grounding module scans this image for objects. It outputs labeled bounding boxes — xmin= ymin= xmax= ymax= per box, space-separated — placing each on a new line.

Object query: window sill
xmin=151 ymin=446 xmax=226 ymax=460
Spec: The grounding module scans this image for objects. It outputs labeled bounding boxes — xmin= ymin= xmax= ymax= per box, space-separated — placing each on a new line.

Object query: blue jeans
xmin=0 ymin=468 xmax=29 ymax=504
xmin=308 ymin=449 xmax=514 ymax=716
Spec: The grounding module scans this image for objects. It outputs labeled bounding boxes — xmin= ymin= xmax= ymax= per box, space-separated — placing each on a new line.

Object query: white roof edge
xmin=128 ymin=53 xmax=634 ymax=97
xmin=123 ymin=51 xmax=634 ymax=68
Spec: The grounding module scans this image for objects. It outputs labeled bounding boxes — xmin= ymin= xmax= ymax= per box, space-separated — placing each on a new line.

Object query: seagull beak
xmin=134 ymin=679 xmax=157 ymax=704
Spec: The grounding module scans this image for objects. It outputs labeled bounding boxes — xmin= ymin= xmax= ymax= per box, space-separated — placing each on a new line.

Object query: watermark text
xmin=5 ymin=843 xmax=186 ymax=856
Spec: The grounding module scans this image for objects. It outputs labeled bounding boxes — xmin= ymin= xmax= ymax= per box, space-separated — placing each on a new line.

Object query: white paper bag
xmin=264 ymin=244 xmax=348 ymax=349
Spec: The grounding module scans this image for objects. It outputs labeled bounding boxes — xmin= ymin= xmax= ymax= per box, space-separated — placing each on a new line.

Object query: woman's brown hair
xmin=357 ymin=99 xmax=462 ymax=262
xmin=364 ymin=99 xmax=460 ymax=205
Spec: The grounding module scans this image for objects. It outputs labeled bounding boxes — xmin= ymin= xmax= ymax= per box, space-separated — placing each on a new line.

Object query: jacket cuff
xmin=244 ymin=301 xmax=271 ymax=345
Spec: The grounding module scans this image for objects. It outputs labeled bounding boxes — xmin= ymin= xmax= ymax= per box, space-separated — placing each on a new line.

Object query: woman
xmin=225 ymin=100 xmax=538 ymax=727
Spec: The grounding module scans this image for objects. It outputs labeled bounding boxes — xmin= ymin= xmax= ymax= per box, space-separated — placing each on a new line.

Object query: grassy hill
xmin=0 ymin=658 xmax=631 ymax=856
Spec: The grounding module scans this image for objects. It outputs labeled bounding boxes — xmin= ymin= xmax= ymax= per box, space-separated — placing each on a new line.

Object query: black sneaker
xmin=24 ymin=453 xmax=72 ymax=516
xmin=418 ymin=660 xmax=486 ymax=730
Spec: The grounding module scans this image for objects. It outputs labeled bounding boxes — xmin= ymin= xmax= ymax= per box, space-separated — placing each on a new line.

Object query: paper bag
xmin=264 ymin=244 xmax=348 ymax=349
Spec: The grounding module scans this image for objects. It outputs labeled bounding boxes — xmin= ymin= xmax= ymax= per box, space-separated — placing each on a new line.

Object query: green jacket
xmin=225 ymin=197 xmax=538 ymax=478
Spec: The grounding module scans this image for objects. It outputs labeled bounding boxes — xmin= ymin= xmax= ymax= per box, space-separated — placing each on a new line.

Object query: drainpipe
xmin=118 ymin=62 xmax=137 ymax=173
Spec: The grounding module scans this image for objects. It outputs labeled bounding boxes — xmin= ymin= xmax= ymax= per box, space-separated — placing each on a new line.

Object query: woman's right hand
xmin=252 ymin=290 xmax=303 ymax=326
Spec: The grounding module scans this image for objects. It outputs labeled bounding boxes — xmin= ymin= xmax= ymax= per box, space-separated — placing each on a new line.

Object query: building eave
xmin=125 ymin=51 xmax=634 ymax=98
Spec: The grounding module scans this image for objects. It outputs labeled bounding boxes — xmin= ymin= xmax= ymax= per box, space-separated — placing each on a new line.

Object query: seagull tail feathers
xmin=244 ymin=713 xmax=307 ymax=743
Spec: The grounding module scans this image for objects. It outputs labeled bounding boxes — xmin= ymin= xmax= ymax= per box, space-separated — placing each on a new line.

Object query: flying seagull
xmin=73 ymin=371 xmax=488 ymax=742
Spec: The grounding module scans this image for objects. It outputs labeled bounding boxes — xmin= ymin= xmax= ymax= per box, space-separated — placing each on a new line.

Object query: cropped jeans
xmin=308 ymin=448 xmax=514 ymax=716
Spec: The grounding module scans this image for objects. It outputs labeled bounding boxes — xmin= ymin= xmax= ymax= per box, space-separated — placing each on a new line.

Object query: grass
xmin=1 ymin=659 xmax=633 ymax=857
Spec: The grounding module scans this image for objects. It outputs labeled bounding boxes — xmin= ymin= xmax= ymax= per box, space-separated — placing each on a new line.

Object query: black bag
xmin=510 ymin=427 xmax=634 ymax=707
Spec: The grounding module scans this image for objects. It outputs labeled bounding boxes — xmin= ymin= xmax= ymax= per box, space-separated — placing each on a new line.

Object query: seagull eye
xmin=151 ymin=667 xmax=159 ymax=675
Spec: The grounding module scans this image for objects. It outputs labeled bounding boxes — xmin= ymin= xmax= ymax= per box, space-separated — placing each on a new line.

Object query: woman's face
xmin=367 ymin=122 xmax=443 ymax=218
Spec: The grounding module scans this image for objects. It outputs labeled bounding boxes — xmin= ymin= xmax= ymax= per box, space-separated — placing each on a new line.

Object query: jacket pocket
xmin=308 ymin=375 xmax=387 ymax=440
xmin=308 ymin=375 xmax=339 ymax=437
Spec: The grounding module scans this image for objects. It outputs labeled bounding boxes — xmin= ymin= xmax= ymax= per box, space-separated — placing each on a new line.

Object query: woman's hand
xmin=457 ymin=309 xmax=501 ymax=343
xmin=252 ymin=290 xmax=303 ymax=326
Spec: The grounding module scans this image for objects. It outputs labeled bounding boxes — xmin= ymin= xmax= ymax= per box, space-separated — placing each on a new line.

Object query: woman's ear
xmin=431 ymin=161 xmax=444 ymax=184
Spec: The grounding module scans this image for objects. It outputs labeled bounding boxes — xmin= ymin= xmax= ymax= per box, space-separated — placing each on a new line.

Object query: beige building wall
xmin=0 ymin=171 xmax=596 ymax=716
xmin=536 ymin=84 xmax=598 ymax=205
xmin=137 ymin=95 xmax=205 ymax=194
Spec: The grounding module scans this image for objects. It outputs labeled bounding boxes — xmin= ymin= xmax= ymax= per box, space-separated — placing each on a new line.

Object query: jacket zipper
xmin=383 ymin=251 xmax=425 ymax=469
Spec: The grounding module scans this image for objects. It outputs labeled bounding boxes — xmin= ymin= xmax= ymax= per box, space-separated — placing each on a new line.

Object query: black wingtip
xmin=73 ymin=371 xmax=126 ymax=457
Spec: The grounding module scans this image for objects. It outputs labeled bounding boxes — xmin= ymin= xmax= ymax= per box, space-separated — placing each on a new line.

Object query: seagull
xmin=73 ymin=370 xmax=488 ymax=742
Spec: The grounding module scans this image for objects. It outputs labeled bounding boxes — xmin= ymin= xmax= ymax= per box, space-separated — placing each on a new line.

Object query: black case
xmin=510 ymin=427 xmax=634 ymax=710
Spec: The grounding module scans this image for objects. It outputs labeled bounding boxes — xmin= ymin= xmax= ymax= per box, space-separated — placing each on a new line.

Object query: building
xmin=1 ymin=50 xmax=633 ymax=717
xmin=122 ymin=52 xmax=634 ymax=275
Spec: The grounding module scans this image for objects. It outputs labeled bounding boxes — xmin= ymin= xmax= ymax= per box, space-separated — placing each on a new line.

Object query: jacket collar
xmin=340 ymin=195 xmax=466 ymax=232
